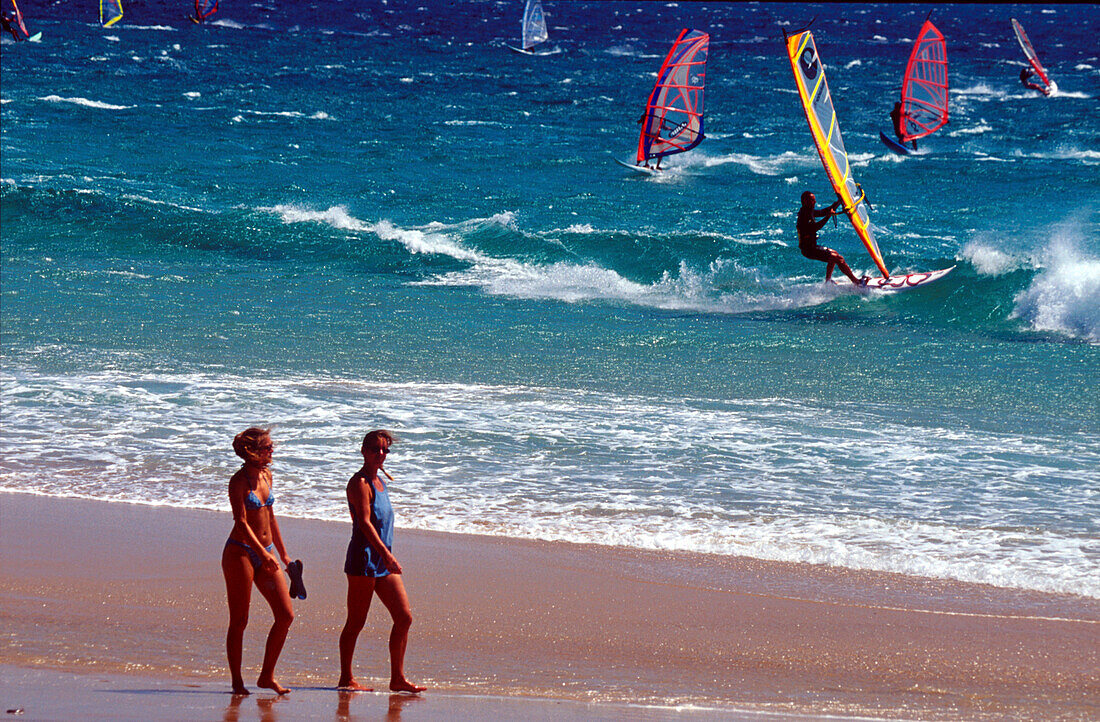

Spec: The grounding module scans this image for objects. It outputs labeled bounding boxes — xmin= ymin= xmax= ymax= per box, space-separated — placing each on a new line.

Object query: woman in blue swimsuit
xmin=337 ymin=429 xmax=425 ymax=693
xmin=222 ymin=427 xmax=295 ymax=696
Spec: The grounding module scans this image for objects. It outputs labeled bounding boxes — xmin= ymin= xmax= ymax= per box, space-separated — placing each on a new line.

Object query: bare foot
xmin=337 ymin=678 xmax=374 ymax=692
xmin=231 ymin=684 xmax=250 ymax=696
xmin=389 ymin=678 xmax=426 ymax=693
xmin=256 ymin=677 xmax=290 ymax=695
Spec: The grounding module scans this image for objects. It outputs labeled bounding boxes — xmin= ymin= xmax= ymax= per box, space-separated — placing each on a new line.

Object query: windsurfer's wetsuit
xmin=1019 ymin=68 xmax=1047 ymax=95
xmin=2 ymin=14 xmax=22 ymax=41
xmin=889 ymin=102 xmax=916 ymax=150
xmin=797 ymin=195 xmax=863 ymax=286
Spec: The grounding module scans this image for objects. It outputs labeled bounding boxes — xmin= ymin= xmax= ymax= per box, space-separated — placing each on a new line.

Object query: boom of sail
xmin=784 ymin=30 xmax=889 ymax=278
xmin=898 ymin=20 xmax=948 ymax=143
xmin=636 ymin=29 xmax=709 ymax=165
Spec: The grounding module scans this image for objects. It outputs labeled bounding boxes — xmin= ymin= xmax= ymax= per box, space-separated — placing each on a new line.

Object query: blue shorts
xmin=344 ymin=538 xmax=391 ymax=578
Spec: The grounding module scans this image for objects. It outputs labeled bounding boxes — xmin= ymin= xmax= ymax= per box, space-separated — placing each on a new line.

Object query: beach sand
xmin=1 ymin=491 xmax=1097 ymax=720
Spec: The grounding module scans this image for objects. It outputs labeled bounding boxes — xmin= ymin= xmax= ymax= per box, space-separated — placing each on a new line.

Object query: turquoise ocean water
xmin=2 ymin=2 xmax=1098 ymax=598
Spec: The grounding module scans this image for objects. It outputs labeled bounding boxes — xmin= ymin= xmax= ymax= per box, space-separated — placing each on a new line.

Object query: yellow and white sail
xmin=785 ymin=31 xmax=889 ymax=278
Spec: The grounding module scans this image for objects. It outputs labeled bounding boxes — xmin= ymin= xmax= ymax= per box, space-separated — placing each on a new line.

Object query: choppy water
xmin=2 ymin=2 xmax=1098 ymax=598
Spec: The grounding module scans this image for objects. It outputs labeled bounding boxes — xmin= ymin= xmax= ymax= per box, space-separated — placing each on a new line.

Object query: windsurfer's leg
xmin=831 ymin=252 xmax=860 ymax=285
xmin=825 ymin=262 xmax=835 ymax=282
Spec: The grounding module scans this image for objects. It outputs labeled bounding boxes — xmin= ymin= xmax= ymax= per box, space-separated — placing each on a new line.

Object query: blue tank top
xmin=345 ymin=479 xmax=394 ymax=577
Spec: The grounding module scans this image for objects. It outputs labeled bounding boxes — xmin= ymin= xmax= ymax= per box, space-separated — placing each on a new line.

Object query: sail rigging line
xmin=898 ymin=20 xmax=948 ymax=143
xmin=784 ymin=29 xmax=890 ymax=278
xmin=635 ymin=28 xmax=709 ymax=165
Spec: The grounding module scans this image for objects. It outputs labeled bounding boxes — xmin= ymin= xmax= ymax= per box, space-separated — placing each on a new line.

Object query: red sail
xmin=899 ymin=20 xmax=948 ymax=143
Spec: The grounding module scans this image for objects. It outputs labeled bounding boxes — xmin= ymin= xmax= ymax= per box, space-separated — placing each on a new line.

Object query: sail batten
xmin=635 ymin=29 xmax=709 ymax=164
xmin=785 ymin=30 xmax=889 ymax=279
xmin=898 ymin=20 xmax=948 ymax=142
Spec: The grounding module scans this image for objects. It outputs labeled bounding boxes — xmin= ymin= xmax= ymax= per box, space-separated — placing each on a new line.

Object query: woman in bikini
xmin=337 ymin=429 xmax=425 ymax=693
xmin=222 ymin=427 xmax=295 ymax=695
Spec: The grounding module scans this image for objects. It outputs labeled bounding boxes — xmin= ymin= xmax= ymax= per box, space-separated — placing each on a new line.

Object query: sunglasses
xmin=368 ymin=446 xmax=390 ymax=455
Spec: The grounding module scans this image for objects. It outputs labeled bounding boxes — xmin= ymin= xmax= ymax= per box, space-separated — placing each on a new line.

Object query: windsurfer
xmin=889 ymin=102 xmax=917 ymax=151
xmin=1019 ymin=67 xmax=1047 ymax=95
xmin=2 ymin=12 xmax=22 ymax=40
xmin=636 ymin=113 xmax=662 ymax=170
xmin=797 ymin=192 xmax=864 ymax=286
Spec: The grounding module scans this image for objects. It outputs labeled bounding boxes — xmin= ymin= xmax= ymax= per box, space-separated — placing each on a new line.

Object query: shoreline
xmin=2 ymin=491 xmax=1098 ymax=719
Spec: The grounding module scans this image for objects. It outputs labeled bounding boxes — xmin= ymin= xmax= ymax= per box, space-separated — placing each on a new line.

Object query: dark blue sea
xmin=2 ymin=1 xmax=1097 ymax=597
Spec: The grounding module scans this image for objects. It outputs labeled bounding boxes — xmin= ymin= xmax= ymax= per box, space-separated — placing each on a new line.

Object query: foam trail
xmin=40 ymin=95 xmax=134 ymax=110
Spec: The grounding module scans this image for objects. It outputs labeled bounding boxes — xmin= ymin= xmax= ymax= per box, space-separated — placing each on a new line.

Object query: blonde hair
xmin=233 ymin=427 xmax=272 ymax=462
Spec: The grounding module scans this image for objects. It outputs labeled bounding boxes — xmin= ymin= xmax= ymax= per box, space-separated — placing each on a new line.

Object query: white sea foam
xmin=844 ymin=60 xmax=862 ymax=69
xmin=960 ymin=240 xmax=1034 ymax=276
xmin=40 ymin=95 xmax=134 ymax=110
xmin=948 ymin=122 xmax=993 ymax=137
xmin=699 ymin=150 xmax=810 ymax=176
xmin=2 ymin=369 xmax=1096 ymax=597
xmin=954 ymin=84 xmax=1012 ymax=102
xmin=182 ymin=92 xmax=201 ymax=99
xmin=561 ymin=223 xmax=596 ymax=234
xmin=1014 ymin=148 xmax=1100 ymax=164
xmin=1011 ymin=226 xmax=1100 ymax=343
xmin=444 ymin=120 xmax=505 ymax=126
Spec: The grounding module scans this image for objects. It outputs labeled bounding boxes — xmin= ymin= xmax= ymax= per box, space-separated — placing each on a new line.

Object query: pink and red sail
xmin=1011 ymin=19 xmax=1052 ymax=92
xmin=897 ymin=20 xmax=948 ymax=143
xmin=636 ymin=29 xmax=709 ymax=164
xmin=194 ymin=0 xmax=218 ymax=22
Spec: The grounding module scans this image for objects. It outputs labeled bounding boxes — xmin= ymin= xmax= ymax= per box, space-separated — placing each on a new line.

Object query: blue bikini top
xmin=245 ymin=488 xmax=275 ymax=510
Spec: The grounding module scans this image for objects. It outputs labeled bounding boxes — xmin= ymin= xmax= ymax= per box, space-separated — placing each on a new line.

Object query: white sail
xmin=521 ymin=0 xmax=548 ymax=51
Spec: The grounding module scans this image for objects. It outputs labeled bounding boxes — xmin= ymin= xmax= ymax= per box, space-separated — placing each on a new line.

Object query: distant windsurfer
xmin=2 ymin=12 xmax=22 ymax=40
xmin=889 ymin=102 xmax=916 ymax=151
xmin=797 ymin=191 xmax=864 ymax=286
xmin=636 ymin=113 xmax=662 ymax=170
xmin=1019 ymin=67 xmax=1048 ymax=95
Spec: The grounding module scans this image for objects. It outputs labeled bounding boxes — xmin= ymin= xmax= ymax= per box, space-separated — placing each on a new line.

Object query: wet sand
xmin=1 ymin=491 xmax=1097 ymax=720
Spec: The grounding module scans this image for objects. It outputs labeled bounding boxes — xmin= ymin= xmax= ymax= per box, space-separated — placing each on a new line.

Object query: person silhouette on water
xmin=1019 ymin=67 xmax=1048 ymax=95
xmin=889 ymin=102 xmax=917 ymax=150
xmin=797 ymin=191 xmax=865 ymax=286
